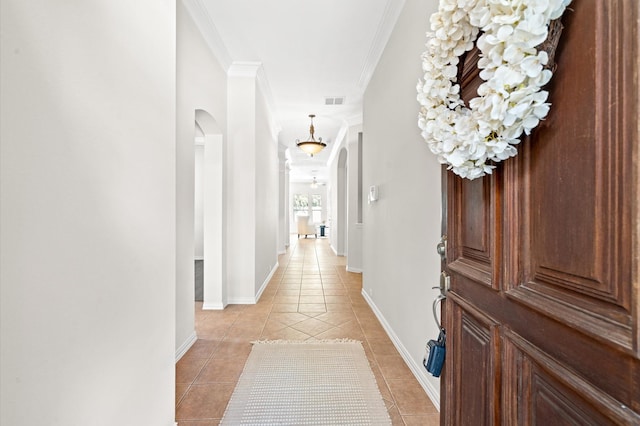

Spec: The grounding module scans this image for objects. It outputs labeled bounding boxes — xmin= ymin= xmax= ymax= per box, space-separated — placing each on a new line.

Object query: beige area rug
xmin=221 ymin=340 xmax=392 ymax=425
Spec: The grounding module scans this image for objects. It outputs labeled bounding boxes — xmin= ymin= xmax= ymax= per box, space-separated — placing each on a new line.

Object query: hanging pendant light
xmin=295 ymin=114 xmax=326 ymax=157
xmin=310 ymin=177 xmax=319 ymax=188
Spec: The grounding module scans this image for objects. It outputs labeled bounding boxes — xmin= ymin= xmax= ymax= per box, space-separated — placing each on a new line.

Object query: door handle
xmin=432 ymin=271 xmax=450 ymax=298
xmin=432 ymin=238 xmax=450 ymax=329
xmin=431 ymin=272 xmax=450 ymax=329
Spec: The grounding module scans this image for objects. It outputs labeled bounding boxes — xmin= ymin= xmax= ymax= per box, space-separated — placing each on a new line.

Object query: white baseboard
xmin=227 ymin=296 xmax=257 ymax=304
xmin=361 ymin=289 xmax=441 ymax=411
xmin=175 ymin=331 xmax=197 ymax=363
xmin=346 ymin=265 xmax=362 ymax=273
xmin=256 ymin=261 xmax=280 ymax=303
xmin=256 ymin=261 xmax=279 ymax=302
xmin=202 ymin=302 xmax=226 ymax=310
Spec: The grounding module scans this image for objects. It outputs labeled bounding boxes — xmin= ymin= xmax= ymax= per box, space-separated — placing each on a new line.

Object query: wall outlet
xmin=369 ymin=288 xmax=374 ymax=296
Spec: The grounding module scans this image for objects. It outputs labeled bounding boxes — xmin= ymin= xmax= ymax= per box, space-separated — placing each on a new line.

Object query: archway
xmin=194 ymin=109 xmax=226 ymax=309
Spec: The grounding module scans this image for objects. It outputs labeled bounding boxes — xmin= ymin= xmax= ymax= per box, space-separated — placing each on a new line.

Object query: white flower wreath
xmin=417 ymin=0 xmax=571 ymax=179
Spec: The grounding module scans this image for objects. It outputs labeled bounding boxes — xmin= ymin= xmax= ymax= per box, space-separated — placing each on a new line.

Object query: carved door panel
xmin=442 ymin=2 xmax=640 ymax=424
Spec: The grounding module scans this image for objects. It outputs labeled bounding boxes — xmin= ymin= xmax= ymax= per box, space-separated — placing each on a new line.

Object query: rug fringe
xmin=251 ymin=338 xmax=362 ymax=345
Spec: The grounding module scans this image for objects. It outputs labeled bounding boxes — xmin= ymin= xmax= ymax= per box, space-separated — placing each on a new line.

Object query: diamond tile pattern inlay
xmin=175 ymin=236 xmax=439 ymax=425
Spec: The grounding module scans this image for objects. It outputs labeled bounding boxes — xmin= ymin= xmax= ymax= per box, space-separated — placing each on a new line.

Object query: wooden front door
xmin=441 ymin=1 xmax=640 ymax=424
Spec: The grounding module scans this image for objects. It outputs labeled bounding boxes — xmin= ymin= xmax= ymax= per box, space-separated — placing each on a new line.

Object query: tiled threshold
xmin=176 ymin=237 xmax=439 ymax=425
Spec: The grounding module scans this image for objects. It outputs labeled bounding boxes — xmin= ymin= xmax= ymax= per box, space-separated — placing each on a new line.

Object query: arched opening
xmin=194 ymin=109 xmax=226 ymax=309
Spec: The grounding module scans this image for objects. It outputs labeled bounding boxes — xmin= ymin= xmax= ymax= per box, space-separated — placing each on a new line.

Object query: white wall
xmin=254 ymin=88 xmax=280 ymax=294
xmin=225 ymin=64 xmax=280 ymax=303
xmin=328 ymin=152 xmax=340 ymax=253
xmin=277 ymin=153 xmax=290 ymax=253
xmin=347 ymin=125 xmax=363 ymax=272
xmin=331 ymin=148 xmax=349 ymax=256
xmin=362 ymin=0 xmax=443 ymax=407
xmin=176 ymin=0 xmax=227 ymax=353
xmin=0 ymin=1 xmax=177 ymax=425
xmin=226 ymin=68 xmax=257 ymax=303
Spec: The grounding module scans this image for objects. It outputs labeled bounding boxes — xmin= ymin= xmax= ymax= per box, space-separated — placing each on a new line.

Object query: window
xmin=293 ymin=193 xmax=323 ymax=224
xmin=293 ymin=194 xmax=309 ymax=218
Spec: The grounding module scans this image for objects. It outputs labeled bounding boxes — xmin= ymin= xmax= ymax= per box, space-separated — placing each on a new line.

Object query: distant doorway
xmin=194 ymin=260 xmax=203 ymax=302
xmin=194 ymin=109 xmax=225 ymax=309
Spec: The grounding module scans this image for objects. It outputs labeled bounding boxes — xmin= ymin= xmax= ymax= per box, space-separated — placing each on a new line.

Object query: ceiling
xmin=192 ymin=0 xmax=405 ymax=183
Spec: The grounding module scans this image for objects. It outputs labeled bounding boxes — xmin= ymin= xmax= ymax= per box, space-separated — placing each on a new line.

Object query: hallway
xmin=175 ymin=237 xmax=439 ymax=425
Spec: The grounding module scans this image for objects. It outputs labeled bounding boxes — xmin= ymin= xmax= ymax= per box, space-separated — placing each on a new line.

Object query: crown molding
xmin=327 ymin=121 xmax=349 ymax=166
xmin=228 ymin=61 xmax=261 ymax=77
xmin=182 ymin=0 xmax=232 ymax=71
xmin=256 ymin=66 xmax=282 ymax=139
xmin=357 ymin=0 xmax=406 ymax=89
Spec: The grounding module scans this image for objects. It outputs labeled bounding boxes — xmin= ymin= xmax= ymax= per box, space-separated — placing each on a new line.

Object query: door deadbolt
xmin=436 ymin=235 xmax=447 ymax=260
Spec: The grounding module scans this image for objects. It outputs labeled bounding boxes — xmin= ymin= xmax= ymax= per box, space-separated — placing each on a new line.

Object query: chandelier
xmin=295 ymin=114 xmax=326 ymax=157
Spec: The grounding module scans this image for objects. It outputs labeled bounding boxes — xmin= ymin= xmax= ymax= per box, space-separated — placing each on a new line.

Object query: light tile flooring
xmin=176 ymin=237 xmax=439 ymax=425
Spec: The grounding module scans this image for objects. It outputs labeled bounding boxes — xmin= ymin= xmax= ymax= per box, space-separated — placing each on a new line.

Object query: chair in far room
xmin=296 ymin=214 xmax=317 ymax=238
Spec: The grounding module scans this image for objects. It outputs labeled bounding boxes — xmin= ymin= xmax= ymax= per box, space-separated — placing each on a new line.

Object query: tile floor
xmin=175 ymin=236 xmax=440 ymax=425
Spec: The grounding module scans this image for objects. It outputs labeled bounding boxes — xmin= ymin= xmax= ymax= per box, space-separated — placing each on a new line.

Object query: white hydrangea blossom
xmin=417 ymin=0 xmax=571 ymax=179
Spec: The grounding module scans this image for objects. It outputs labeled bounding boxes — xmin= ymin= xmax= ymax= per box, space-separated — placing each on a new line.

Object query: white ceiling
xmin=193 ymin=0 xmax=406 ymax=183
